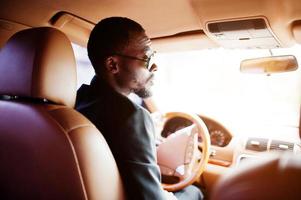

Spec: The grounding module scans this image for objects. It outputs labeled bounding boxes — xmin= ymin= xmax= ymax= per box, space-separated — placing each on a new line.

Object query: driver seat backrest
xmin=0 ymin=27 xmax=125 ymax=200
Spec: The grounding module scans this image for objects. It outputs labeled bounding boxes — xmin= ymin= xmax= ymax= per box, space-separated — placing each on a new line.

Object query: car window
xmin=72 ymin=44 xmax=95 ymax=87
xmin=152 ymin=46 xmax=301 ymax=141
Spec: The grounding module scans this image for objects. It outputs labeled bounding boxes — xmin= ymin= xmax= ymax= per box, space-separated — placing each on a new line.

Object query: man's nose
xmin=149 ymin=63 xmax=158 ymax=72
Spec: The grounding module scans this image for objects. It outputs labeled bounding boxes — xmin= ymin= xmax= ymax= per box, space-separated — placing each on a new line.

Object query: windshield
xmin=73 ymin=44 xmax=301 ymax=141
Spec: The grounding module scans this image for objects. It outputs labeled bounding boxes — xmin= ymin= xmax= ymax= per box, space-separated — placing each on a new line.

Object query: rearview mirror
xmin=240 ymin=55 xmax=298 ymax=74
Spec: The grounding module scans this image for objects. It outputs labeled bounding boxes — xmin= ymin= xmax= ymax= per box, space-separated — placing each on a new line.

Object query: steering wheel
xmin=156 ymin=112 xmax=211 ymax=192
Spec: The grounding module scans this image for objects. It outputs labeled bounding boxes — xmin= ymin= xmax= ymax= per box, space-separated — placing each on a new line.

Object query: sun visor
xmin=151 ymin=30 xmax=218 ymax=52
xmin=50 ymin=12 xmax=94 ymax=47
xmin=205 ymin=17 xmax=281 ymax=49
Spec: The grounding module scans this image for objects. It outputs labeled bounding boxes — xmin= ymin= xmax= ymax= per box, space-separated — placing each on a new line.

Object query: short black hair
xmin=87 ymin=17 xmax=145 ymax=74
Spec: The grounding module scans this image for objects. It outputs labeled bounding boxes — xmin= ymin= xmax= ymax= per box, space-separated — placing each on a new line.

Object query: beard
xmin=133 ymin=74 xmax=154 ymax=98
xmin=134 ymin=87 xmax=153 ymax=98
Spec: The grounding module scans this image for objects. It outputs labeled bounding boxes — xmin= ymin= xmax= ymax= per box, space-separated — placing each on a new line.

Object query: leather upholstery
xmin=211 ymin=153 xmax=301 ymax=200
xmin=0 ymin=27 xmax=125 ymax=199
xmin=0 ymin=27 xmax=76 ymax=108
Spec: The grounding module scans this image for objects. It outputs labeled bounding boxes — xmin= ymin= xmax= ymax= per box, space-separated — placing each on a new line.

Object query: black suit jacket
xmin=75 ymin=76 xmax=165 ymax=200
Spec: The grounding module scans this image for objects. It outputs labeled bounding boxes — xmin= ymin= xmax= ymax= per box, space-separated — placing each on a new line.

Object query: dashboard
xmin=159 ymin=113 xmax=301 ymax=192
xmin=160 ymin=113 xmax=300 ymax=167
xmin=161 ymin=115 xmax=232 ymax=147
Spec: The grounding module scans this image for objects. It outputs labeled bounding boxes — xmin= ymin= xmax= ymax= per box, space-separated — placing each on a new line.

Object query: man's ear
xmin=105 ymin=56 xmax=119 ymax=74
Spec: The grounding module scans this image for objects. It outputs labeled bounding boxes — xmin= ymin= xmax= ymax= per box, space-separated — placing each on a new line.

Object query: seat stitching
xmin=45 ymin=109 xmax=89 ymax=200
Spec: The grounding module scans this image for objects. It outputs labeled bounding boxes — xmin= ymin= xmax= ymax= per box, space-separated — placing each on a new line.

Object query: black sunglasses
xmin=113 ymin=51 xmax=156 ymax=70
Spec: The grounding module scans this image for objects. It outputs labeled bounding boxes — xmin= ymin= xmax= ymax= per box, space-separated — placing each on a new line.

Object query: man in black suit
xmin=76 ymin=17 xmax=203 ymax=200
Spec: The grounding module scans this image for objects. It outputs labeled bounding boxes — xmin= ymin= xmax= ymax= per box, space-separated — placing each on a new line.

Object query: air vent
xmin=270 ymin=140 xmax=294 ymax=152
xmin=246 ymin=138 xmax=268 ymax=152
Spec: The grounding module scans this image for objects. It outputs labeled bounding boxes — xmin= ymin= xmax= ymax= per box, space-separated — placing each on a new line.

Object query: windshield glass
xmin=73 ymin=44 xmax=301 ymax=141
xmin=152 ymin=46 xmax=301 ymax=140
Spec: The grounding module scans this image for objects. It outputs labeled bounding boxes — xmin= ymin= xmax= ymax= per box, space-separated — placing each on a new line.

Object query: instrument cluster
xmin=161 ymin=115 xmax=232 ymax=147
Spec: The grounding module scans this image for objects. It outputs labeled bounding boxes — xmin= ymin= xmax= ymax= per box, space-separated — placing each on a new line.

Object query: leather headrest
xmin=0 ymin=27 xmax=77 ymax=107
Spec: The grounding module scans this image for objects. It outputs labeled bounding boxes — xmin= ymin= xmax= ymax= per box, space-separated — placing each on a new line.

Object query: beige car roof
xmin=1 ymin=0 xmax=301 ymax=51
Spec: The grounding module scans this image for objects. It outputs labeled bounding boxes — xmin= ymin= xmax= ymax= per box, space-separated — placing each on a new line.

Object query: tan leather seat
xmin=210 ymin=153 xmax=301 ymax=200
xmin=0 ymin=27 xmax=125 ymax=200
